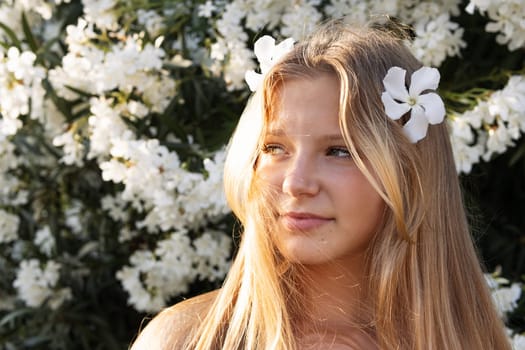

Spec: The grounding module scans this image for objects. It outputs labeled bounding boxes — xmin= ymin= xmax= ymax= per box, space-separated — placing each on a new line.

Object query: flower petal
xmin=254 ymin=35 xmax=275 ymax=68
xmin=273 ymin=38 xmax=295 ymax=61
xmin=419 ymin=92 xmax=446 ymax=124
xmin=245 ymin=70 xmax=263 ymax=92
xmin=403 ymin=106 xmax=429 ymax=143
xmin=383 ymin=66 xmax=409 ymax=102
xmin=381 ymin=92 xmax=411 ymax=120
xmin=409 ymin=67 xmax=440 ymax=96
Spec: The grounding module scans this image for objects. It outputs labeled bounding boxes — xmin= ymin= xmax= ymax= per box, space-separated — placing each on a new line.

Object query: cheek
xmin=340 ymin=176 xmax=385 ymax=227
xmin=255 ymin=158 xmax=283 ymax=187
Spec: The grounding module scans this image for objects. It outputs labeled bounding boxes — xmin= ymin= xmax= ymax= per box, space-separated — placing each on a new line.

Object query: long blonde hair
xmin=183 ymin=18 xmax=511 ymax=349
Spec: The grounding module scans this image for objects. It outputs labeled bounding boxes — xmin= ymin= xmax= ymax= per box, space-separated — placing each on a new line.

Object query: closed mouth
xmin=280 ymin=212 xmax=333 ymax=231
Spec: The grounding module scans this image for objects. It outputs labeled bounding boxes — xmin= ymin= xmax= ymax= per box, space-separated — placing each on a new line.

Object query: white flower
xmin=324 ymin=0 xmax=368 ymax=24
xmin=34 ymin=226 xmax=55 ymax=257
xmin=244 ymin=35 xmax=295 ymax=92
xmin=101 ymin=194 xmax=129 ymax=222
xmin=65 ymin=201 xmax=84 ymax=235
xmin=117 ymin=230 xmax=231 ymax=312
xmin=280 ymin=1 xmax=322 ymax=40
xmin=137 ymin=9 xmax=165 ymax=37
xmin=87 ymin=97 xmax=129 ymax=160
xmin=193 ymin=231 xmax=231 ymax=281
xmin=381 ymin=66 xmax=446 ymax=143
xmin=52 ymin=128 xmax=85 ymax=166
xmin=82 ymin=0 xmax=118 ymax=31
xmin=512 ymin=333 xmax=525 ymax=350
xmin=492 ymin=282 xmax=522 ymax=316
xmin=0 ymin=209 xmax=19 ymax=244
xmin=13 ymin=259 xmax=72 ymax=309
xmin=411 ymin=14 xmax=466 ymax=67
xmin=198 ymin=1 xmax=216 ymax=18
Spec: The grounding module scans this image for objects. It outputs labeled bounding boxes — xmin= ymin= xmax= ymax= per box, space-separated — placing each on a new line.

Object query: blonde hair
xmin=164 ymin=18 xmax=511 ymax=350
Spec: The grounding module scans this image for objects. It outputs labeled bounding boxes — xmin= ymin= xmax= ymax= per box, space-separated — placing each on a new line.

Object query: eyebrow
xmin=265 ymin=129 xmax=346 ymax=142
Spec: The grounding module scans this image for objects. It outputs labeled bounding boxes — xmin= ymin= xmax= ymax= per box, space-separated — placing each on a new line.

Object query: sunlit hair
xmin=178 ymin=18 xmax=511 ymax=349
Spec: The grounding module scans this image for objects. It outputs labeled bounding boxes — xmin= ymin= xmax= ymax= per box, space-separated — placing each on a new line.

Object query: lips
xmin=280 ymin=212 xmax=332 ymax=231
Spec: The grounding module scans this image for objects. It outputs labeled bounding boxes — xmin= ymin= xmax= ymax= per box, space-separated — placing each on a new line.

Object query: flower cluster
xmin=467 ymin=0 xmax=525 ymax=51
xmin=0 ymin=47 xmax=45 ymax=135
xmin=13 ymin=259 xmax=72 ymax=310
xmin=117 ymin=230 xmax=231 ymax=312
xmin=449 ymin=75 xmax=525 ymax=174
xmin=0 ymin=0 xmax=234 ymax=328
xmin=206 ymin=0 xmax=466 ymax=90
xmin=486 ymin=270 xmax=524 ymax=348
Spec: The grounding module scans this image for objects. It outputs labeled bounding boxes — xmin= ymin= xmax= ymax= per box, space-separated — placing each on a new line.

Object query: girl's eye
xmin=327 ymin=147 xmax=351 ymax=158
xmin=262 ymin=144 xmax=285 ymax=155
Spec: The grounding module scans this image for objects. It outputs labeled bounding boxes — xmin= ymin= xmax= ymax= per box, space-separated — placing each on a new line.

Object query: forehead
xmin=266 ymin=73 xmax=341 ymax=133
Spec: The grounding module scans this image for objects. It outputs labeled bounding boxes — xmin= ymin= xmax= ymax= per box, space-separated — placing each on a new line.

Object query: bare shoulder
xmin=130 ymin=290 xmax=219 ymax=350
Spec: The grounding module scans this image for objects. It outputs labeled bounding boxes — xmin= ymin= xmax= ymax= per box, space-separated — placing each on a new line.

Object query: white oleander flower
xmin=193 ymin=231 xmax=231 ymax=281
xmin=137 ymin=9 xmax=165 ymax=37
xmin=486 ymin=272 xmax=522 ymax=318
xmin=280 ymin=1 xmax=322 ymax=40
xmin=466 ymin=0 xmax=525 ymax=51
xmin=245 ymin=2 xmax=284 ymax=33
xmin=82 ymin=0 xmax=118 ymax=31
xmin=448 ymin=112 xmax=485 ymax=174
xmin=64 ymin=18 xmax=97 ymax=55
xmin=198 ymin=1 xmax=216 ymax=18
xmin=324 ymin=0 xmax=368 ymax=24
xmin=382 ymin=66 xmax=446 ymax=143
xmin=141 ymin=75 xmax=176 ymax=113
xmin=512 ymin=333 xmax=525 ymax=350
xmin=48 ymin=50 xmax=103 ymax=99
xmin=87 ymin=97 xmax=129 ymax=160
xmin=244 ymin=35 xmax=295 ymax=92
xmin=0 ymin=47 xmax=45 ymax=135
xmin=34 ymin=226 xmax=55 ymax=257
xmin=13 ymin=259 xmax=72 ymax=309
xmin=52 ymin=128 xmax=85 ymax=166
xmin=18 ymin=0 xmax=53 ymax=19
xmin=65 ymin=200 xmax=84 ymax=235
xmin=117 ymin=229 xmax=231 ymax=312
xmin=411 ymin=14 xmax=466 ymax=67
xmin=0 ymin=209 xmax=19 ymax=244
xmin=492 ymin=282 xmax=522 ymax=317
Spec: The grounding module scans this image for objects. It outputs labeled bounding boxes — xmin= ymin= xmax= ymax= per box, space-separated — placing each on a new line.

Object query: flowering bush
xmin=0 ymin=0 xmax=523 ymax=349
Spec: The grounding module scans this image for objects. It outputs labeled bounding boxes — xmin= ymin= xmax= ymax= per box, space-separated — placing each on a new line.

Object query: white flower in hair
xmin=245 ymin=35 xmax=295 ymax=92
xmin=381 ymin=66 xmax=446 ymax=143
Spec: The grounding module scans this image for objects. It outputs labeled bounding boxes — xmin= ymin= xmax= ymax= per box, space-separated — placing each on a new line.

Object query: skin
xmin=256 ymin=73 xmax=384 ymax=349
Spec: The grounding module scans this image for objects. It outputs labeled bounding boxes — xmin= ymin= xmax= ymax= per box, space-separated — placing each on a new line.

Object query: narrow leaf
xmin=0 ymin=21 xmax=21 ymax=48
xmin=21 ymin=12 xmax=38 ymax=52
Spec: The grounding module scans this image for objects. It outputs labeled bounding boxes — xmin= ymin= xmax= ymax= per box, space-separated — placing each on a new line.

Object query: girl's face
xmin=257 ymin=73 xmax=385 ymax=269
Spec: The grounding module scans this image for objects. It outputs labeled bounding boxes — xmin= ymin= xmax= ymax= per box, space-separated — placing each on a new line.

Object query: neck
xmin=297 ymin=257 xmax=371 ymax=332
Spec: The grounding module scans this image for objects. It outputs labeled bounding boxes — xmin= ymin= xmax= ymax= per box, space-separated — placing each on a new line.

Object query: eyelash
xmin=261 ymin=144 xmax=351 ymax=158
xmin=327 ymin=147 xmax=351 ymax=158
xmin=262 ymin=144 xmax=284 ymax=155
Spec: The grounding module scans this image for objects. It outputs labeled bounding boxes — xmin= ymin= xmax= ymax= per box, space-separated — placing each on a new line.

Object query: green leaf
xmin=0 ymin=21 xmax=21 ymax=48
xmin=509 ymin=141 xmax=525 ymax=166
xmin=42 ymin=79 xmax=74 ymax=121
xmin=64 ymin=84 xmax=96 ymax=98
xmin=37 ymin=37 xmax=61 ymax=66
xmin=77 ymin=242 xmax=99 ymax=259
xmin=0 ymin=307 xmax=33 ymax=328
xmin=21 ymin=12 xmax=38 ymax=52
xmin=23 ymin=334 xmax=53 ymax=347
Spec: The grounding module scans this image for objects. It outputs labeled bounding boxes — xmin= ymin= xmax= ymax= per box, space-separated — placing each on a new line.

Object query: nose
xmin=282 ymin=155 xmax=319 ymax=197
